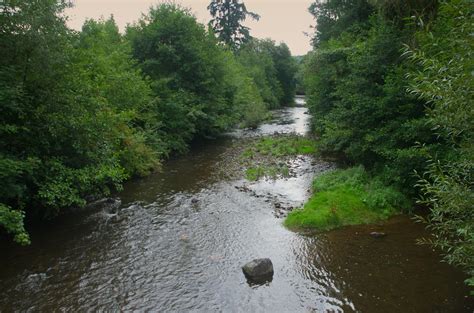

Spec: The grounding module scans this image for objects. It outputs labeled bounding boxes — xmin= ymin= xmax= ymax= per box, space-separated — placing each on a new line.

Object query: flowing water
xmin=1 ymin=97 xmax=472 ymax=312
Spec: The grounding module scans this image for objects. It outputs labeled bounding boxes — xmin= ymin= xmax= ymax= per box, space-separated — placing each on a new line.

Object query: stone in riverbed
xmin=242 ymin=258 xmax=274 ymax=282
xmin=370 ymin=231 xmax=387 ymax=238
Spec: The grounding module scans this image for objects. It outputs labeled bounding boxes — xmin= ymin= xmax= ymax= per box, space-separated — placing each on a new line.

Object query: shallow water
xmin=1 ymin=98 xmax=472 ymax=312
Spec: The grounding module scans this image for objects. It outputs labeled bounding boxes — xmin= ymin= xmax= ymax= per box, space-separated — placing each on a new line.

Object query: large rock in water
xmin=242 ymin=258 xmax=274 ymax=282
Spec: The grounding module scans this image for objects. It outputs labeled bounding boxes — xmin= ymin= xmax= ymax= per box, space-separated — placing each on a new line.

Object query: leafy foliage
xmin=0 ymin=2 xmax=158 ymax=240
xmin=309 ymin=0 xmax=374 ymax=46
xmin=220 ymin=51 xmax=268 ymax=128
xmin=238 ymin=39 xmax=297 ymax=107
xmin=304 ymin=1 xmax=435 ymax=192
xmin=208 ymin=0 xmax=260 ymax=50
xmin=294 ymin=55 xmax=307 ymax=95
xmin=405 ymin=0 xmax=474 ymax=288
xmin=127 ymin=4 xmax=270 ymax=153
xmin=0 ymin=204 xmax=30 ymax=245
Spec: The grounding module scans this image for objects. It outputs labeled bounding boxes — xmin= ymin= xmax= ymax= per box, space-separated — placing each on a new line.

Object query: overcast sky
xmin=66 ymin=0 xmax=315 ymax=56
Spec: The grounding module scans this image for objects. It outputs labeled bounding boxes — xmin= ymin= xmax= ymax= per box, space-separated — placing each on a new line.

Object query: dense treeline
xmin=237 ymin=39 xmax=297 ymax=108
xmin=0 ymin=1 xmax=296 ymax=244
xmin=303 ymin=0 xmax=472 ymax=286
xmin=293 ymin=55 xmax=306 ymax=95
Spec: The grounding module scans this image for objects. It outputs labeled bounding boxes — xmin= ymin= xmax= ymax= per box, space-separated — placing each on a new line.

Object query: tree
xmin=304 ymin=0 xmax=434 ymax=192
xmin=405 ymin=0 xmax=474 ymax=289
xmin=270 ymin=42 xmax=297 ymax=105
xmin=0 ymin=1 xmax=157 ymax=244
xmin=127 ymin=4 xmax=231 ymax=153
xmin=208 ymin=0 xmax=259 ymax=50
xmin=309 ymin=0 xmax=374 ymax=47
xmin=237 ymin=39 xmax=297 ymax=108
xmin=127 ymin=4 xmax=270 ymax=152
xmin=75 ymin=17 xmax=159 ymax=176
xmin=238 ymin=39 xmax=282 ymax=108
xmin=1 ymin=0 xmax=75 ymax=245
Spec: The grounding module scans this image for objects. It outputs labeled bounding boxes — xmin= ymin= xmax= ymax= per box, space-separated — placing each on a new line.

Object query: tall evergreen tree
xmin=207 ymin=0 xmax=259 ymax=50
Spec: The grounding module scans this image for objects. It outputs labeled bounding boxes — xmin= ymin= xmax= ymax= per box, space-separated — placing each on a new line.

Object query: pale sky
xmin=66 ymin=0 xmax=314 ymax=56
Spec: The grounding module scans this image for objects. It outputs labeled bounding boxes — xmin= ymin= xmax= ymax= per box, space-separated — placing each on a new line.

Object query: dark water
xmin=1 ymin=97 xmax=472 ymax=312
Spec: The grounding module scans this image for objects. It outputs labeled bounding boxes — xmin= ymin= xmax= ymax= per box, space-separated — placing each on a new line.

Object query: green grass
xmin=241 ymin=135 xmax=315 ymax=181
xmin=242 ymin=135 xmax=316 ymax=159
xmin=284 ymin=166 xmax=411 ymax=231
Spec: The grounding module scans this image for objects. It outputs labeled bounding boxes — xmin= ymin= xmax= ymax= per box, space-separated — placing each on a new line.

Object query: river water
xmin=1 ymin=98 xmax=472 ymax=312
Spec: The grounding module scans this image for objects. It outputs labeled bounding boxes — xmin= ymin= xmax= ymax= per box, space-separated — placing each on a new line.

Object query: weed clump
xmin=241 ymin=135 xmax=315 ymax=181
xmin=285 ymin=166 xmax=410 ymax=230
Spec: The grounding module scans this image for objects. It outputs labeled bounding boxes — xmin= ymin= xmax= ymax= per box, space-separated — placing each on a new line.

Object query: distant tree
xmin=207 ymin=0 xmax=259 ymax=50
xmin=294 ymin=55 xmax=307 ymax=95
xmin=238 ymin=39 xmax=297 ymax=107
xmin=271 ymin=42 xmax=297 ymax=105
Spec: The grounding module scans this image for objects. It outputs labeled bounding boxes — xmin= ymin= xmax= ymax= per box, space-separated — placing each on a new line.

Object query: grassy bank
xmin=285 ymin=166 xmax=411 ymax=231
xmin=242 ymin=136 xmax=316 ymax=158
xmin=241 ymin=135 xmax=316 ymax=181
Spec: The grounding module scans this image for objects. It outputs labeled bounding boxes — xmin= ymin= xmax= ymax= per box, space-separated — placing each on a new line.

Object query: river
xmin=0 ymin=97 xmax=472 ymax=312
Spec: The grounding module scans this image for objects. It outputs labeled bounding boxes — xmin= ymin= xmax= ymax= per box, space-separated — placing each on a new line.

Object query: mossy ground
xmin=240 ymin=135 xmax=316 ymax=181
xmin=284 ymin=166 xmax=411 ymax=231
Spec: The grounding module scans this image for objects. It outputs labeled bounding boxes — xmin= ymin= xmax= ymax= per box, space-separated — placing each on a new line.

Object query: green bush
xmin=285 ymin=166 xmax=410 ymax=230
xmin=0 ymin=204 xmax=30 ymax=245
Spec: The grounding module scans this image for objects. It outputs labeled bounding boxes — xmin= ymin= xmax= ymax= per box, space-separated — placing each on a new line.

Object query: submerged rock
xmin=370 ymin=231 xmax=387 ymax=238
xmin=86 ymin=197 xmax=121 ymax=213
xmin=242 ymin=258 xmax=274 ymax=282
